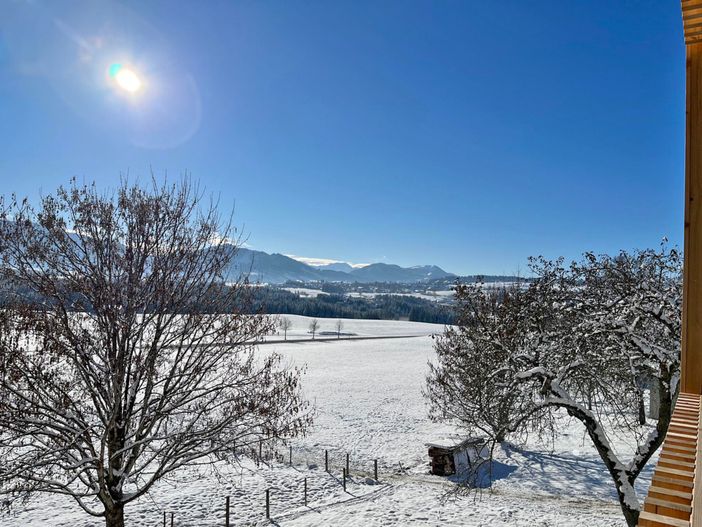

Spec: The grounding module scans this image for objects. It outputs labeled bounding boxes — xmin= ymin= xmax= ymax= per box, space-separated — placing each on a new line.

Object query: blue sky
xmin=0 ymin=0 xmax=685 ymax=275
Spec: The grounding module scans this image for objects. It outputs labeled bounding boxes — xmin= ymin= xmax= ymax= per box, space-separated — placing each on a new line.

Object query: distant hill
xmin=224 ymin=247 xmax=455 ymax=284
xmin=348 ymin=263 xmax=452 ymax=282
xmin=316 ymin=262 xmax=355 ymax=273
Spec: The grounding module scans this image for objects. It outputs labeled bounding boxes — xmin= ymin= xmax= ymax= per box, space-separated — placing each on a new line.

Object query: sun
xmin=109 ymin=63 xmax=142 ymax=93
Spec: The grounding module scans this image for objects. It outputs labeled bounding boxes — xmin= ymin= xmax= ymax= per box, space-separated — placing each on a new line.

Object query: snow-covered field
xmin=346 ymin=291 xmax=455 ymax=303
xmin=3 ymin=317 xmax=654 ymax=526
xmin=265 ymin=314 xmax=444 ymax=340
xmin=280 ymin=287 xmax=329 ymax=298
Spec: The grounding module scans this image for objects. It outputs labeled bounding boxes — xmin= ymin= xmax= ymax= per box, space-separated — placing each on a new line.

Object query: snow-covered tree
xmin=0 ymin=179 xmax=312 ymax=527
xmin=425 ymin=246 xmax=681 ymax=527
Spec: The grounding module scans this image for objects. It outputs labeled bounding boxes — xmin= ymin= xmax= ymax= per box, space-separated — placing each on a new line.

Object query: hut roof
xmin=425 ymin=435 xmax=484 ymax=452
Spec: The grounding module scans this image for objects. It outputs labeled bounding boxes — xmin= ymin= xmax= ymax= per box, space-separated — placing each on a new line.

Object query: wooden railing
xmin=637 ymin=393 xmax=700 ymax=526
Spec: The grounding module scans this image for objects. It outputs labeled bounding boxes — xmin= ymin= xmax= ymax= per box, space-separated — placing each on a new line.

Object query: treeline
xmin=0 ymin=281 xmax=455 ymax=324
xmin=251 ymin=287 xmax=455 ymax=324
xmin=282 ymin=276 xmax=529 ymax=296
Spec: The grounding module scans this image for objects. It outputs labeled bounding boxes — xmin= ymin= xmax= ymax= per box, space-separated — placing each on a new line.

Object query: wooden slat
xmin=665 ymin=443 xmax=698 ymax=452
xmin=637 ymin=510 xmax=690 ymax=527
xmin=671 ymin=421 xmax=700 ymax=429
xmin=645 ymin=496 xmax=693 ymax=514
xmin=683 ymin=1 xmax=702 ymax=14
xmin=660 ymin=458 xmax=697 ymax=470
xmin=667 ymin=432 xmax=698 ymax=442
xmin=662 ymin=452 xmax=698 ymax=462
xmin=649 ymin=486 xmax=694 ymax=505
xmin=671 ymin=419 xmax=700 ymax=427
xmin=652 ymin=475 xmax=695 ymax=493
xmin=691 ymin=396 xmax=702 ymax=527
xmin=667 ymin=436 xmax=698 ymax=444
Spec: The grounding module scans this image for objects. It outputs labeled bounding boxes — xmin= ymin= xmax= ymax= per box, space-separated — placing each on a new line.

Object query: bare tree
xmin=280 ymin=317 xmax=293 ymax=341
xmin=309 ymin=318 xmax=319 ymax=340
xmin=0 ymin=179 xmax=312 ymax=527
xmin=426 ymin=246 xmax=681 ymax=527
xmin=335 ymin=319 xmax=344 ymax=339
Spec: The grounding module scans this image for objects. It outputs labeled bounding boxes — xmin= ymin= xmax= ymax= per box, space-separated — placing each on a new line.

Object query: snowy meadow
xmin=3 ymin=316 xmax=653 ymax=526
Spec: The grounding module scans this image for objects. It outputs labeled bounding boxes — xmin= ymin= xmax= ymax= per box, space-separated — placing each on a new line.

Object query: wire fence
xmin=156 ymin=442 xmax=394 ymax=526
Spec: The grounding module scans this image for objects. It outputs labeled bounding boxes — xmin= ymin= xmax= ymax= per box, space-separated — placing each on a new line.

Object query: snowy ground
xmin=280 ymin=287 xmax=330 ymax=299
xmin=346 ymin=291 xmax=455 ymax=303
xmin=3 ymin=317 xmax=654 ymax=526
xmin=265 ymin=314 xmax=444 ymax=341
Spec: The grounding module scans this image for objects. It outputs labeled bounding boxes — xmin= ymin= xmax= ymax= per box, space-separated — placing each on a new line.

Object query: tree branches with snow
xmin=0 ymin=179 xmax=313 ymax=527
xmin=425 ymin=246 xmax=681 ymax=527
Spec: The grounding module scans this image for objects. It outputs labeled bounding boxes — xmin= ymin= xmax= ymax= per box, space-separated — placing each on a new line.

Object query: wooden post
xmin=225 ymin=496 xmax=230 ymax=527
xmin=683 ymin=2 xmax=702 ymax=395
xmin=170 ymin=512 xmax=174 ymax=527
xmin=163 ymin=511 xmax=166 ymax=527
xmin=259 ymin=439 xmax=263 ymax=461
xmin=342 ymin=468 xmax=347 ymax=492
xmin=325 ymin=450 xmax=328 ymax=472
xmin=304 ymin=477 xmax=308 ymax=506
xmin=374 ymin=459 xmax=378 ymax=481
xmin=265 ymin=488 xmax=270 ymax=519
xmin=289 ymin=445 xmax=292 ymax=465
xmin=346 ymin=453 xmax=349 ymax=476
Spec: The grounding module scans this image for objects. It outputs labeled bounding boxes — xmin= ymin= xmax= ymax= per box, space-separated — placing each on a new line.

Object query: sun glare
xmin=109 ymin=63 xmax=142 ymax=93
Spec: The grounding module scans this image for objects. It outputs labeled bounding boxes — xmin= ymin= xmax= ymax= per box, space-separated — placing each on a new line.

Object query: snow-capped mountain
xmin=314 ymin=262 xmax=355 ymax=273
xmin=224 ymin=247 xmax=454 ymax=284
xmin=347 ymin=263 xmax=451 ymax=283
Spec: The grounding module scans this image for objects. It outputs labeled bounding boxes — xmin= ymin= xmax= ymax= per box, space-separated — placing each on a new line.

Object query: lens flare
xmin=109 ymin=63 xmax=142 ymax=93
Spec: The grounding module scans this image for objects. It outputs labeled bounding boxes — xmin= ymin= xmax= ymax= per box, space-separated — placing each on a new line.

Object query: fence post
xmin=346 ymin=453 xmax=350 ymax=476
xmin=289 ymin=445 xmax=292 ymax=466
xmin=225 ymin=495 xmax=230 ymax=527
xmin=343 ymin=468 xmax=347 ymax=492
xmin=266 ymin=488 xmax=270 ymax=519
xmin=163 ymin=511 xmax=166 ymax=527
xmin=374 ymin=459 xmax=378 ymax=481
xmin=170 ymin=512 xmax=174 ymax=527
xmin=304 ymin=477 xmax=308 ymax=506
xmin=325 ymin=450 xmax=328 ymax=472
xmin=259 ymin=439 xmax=263 ymax=461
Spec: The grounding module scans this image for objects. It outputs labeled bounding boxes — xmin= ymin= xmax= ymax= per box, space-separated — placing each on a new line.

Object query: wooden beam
xmin=682 ymin=35 xmax=702 ymax=395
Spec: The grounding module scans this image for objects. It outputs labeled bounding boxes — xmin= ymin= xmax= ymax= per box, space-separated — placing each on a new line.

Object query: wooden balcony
xmin=636 ymin=3 xmax=702 ymax=525
xmin=637 ymin=394 xmax=700 ymax=526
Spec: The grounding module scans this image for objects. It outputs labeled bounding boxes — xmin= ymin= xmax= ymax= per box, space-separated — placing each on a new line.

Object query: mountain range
xmin=225 ymin=247 xmax=455 ymax=284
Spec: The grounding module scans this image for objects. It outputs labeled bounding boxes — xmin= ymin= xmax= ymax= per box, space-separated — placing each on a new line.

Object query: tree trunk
xmin=587 ymin=423 xmax=641 ymax=527
xmin=105 ymin=504 xmax=125 ymax=527
xmin=563 ymin=404 xmax=641 ymax=527
xmin=649 ymin=379 xmax=661 ymax=419
xmin=621 ymin=506 xmax=639 ymax=527
xmin=637 ymin=390 xmax=646 ymax=426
